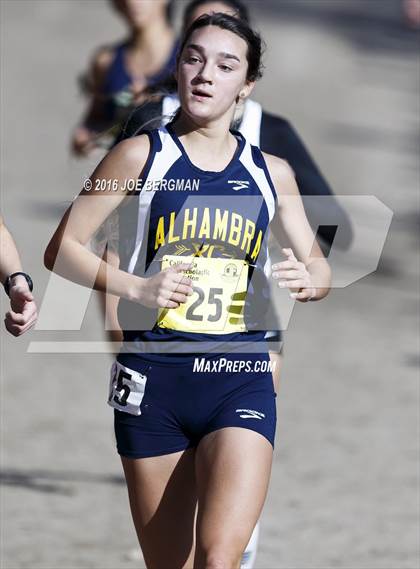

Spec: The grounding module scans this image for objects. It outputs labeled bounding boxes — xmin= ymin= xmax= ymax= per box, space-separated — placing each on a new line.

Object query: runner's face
xmin=187 ymin=2 xmax=239 ymax=27
xmin=177 ymin=26 xmax=253 ymax=123
xmin=116 ymin=0 xmax=168 ymax=29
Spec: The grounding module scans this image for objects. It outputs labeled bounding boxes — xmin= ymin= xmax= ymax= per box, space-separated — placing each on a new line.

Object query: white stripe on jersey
xmin=127 ymin=130 xmax=181 ymax=274
xmin=238 ymin=100 xmax=262 ymax=147
xmin=239 ymin=141 xmax=276 ymax=223
xmin=162 ymin=95 xmax=180 ymax=125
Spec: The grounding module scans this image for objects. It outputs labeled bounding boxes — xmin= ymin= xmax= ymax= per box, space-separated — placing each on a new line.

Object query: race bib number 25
xmin=108 ymin=361 xmax=148 ymax=416
xmin=158 ymin=256 xmax=249 ymax=334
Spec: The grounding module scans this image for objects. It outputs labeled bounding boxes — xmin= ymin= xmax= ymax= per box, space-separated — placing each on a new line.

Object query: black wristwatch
xmin=3 ymin=272 xmax=34 ymax=297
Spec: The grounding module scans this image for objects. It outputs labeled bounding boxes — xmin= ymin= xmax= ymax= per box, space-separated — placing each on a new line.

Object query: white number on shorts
xmin=108 ymin=361 xmax=148 ymax=416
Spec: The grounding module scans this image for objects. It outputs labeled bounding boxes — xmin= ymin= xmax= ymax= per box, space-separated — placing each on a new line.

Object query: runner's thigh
xmin=194 ymin=428 xmax=273 ymax=567
xmin=121 ymin=449 xmax=197 ymax=569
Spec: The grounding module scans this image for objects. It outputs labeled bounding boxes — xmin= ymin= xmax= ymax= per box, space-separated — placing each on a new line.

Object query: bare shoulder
xmin=109 ymin=134 xmax=151 ymax=165
xmin=89 ymin=134 xmax=151 ymax=188
xmin=263 ymin=152 xmax=295 ymax=180
xmin=84 ymin=45 xmax=117 ymax=89
xmin=262 ymin=152 xmax=297 ymax=196
xmin=82 ymin=135 xmax=151 ymax=204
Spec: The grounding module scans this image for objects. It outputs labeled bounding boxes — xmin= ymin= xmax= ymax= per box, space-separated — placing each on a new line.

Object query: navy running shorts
xmin=110 ymin=351 xmax=277 ymax=459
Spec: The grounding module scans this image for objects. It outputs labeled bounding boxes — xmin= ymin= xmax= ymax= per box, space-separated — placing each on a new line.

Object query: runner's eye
xmin=184 ymin=56 xmax=201 ymax=64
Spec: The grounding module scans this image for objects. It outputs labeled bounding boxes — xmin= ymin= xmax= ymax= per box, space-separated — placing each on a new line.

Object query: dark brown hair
xmin=182 ymin=0 xmax=250 ymax=30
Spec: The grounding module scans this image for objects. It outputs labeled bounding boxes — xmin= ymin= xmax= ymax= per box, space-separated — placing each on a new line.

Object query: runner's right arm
xmin=45 ymin=136 xmax=192 ymax=308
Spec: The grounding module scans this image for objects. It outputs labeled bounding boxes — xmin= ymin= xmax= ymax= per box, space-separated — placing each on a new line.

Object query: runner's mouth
xmin=191 ymin=89 xmax=213 ymax=98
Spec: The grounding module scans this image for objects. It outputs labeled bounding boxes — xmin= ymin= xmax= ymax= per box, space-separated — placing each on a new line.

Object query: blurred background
xmin=1 ymin=1 xmax=419 ymax=568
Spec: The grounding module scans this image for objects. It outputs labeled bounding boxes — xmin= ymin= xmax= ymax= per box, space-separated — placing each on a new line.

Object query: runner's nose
xmin=196 ymin=61 xmax=214 ymax=84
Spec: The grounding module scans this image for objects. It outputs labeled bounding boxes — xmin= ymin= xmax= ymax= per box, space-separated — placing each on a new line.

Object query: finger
xmin=17 ymin=318 xmax=37 ymax=334
xmin=21 ymin=302 xmax=37 ymax=319
xmin=272 ymin=260 xmax=298 ymax=271
xmin=9 ymin=304 xmax=37 ymax=325
xmin=19 ymin=289 xmax=34 ymax=302
xmin=164 ymin=300 xmax=180 ymax=309
xmin=172 ymin=262 xmax=193 ymax=273
xmin=171 ymin=283 xmax=194 ymax=296
xmin=173 ymin=274 xmax=193 ymax=288
xmin=296 ymin=283 xmax=316 ymax=298
xmin=170 ymin=292 xmax=189 ymax=304
xmin=10 ymin=300 xmax=25 ymax=313
xmin=282 ymin=247 xmax=297 ymax=260
xmin=163 ymin=275 xmax=193 ymax=293
xmin=157 ymin=296 xmax=179 ymax=309
xmin=290 ymin=289 xmax=315 ymax=300
xmin=4 ymin=315 xmax=32 ymax=336
xmin=11 ymin=287 xmax=34 ymax=303
xmin=272 ymin=269 xmax=303 ymax=280
xmin=7 ymin=319 xmax=36 ymax=336
xmin=5 ymin=321 xmax=20 ymax=336
xmin=277 ymin=279 xmax=307 ymax=289
xmin=5 ymin=310 xmax=27 ymax=326
xmin=20 ymin=309 xmax=38 ymax=328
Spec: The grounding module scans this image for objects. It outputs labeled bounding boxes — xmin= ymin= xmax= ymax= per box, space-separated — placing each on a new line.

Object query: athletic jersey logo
xmin=235 ymin=408 xmax=265 ymax=419
xmin=228 ymin=180 xmax=250 ymax=191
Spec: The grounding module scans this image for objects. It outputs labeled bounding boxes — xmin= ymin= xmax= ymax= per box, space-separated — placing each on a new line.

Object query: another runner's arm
xmin=45 ymin=136 xmax=149 ymax=301
xmin=0 ymin=215 xmax=38 ymax=336
xmin=260 ymin=113 xmax=353 ymax=250
xmin=82 ymin=47 xmax=116 ymax=130
xmin=72 ymin=47 xmax=115 ymax=156
xmin=113 ymin=99 xmax=164 ymax=146
xmin=265 ymin=153 xmax=332 ymax=301
xmin=0 ymin=215 xmax=24 ymax=283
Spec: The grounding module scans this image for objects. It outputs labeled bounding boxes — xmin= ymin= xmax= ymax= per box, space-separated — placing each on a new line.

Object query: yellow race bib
xmin=157 ymin=256 xmax=249 ymax=334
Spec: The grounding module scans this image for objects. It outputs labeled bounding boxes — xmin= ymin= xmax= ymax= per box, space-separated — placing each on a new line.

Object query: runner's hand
xmin=71 ymin=126 xmax=98 ymax=157
xmin=139 ymin=263 xmax=194 ymax=309
xmin=130 ymin=77 xmax=148 ymax=106
xmin=271 ymin=248 xmax=316 ymax=302
xmin=4 ymin=284 xmax=38 ymax=336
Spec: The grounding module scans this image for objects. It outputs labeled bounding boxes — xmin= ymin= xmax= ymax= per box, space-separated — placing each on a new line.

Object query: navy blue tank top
xmin=118 ymin=124 xmax=278 ymax=363
xmin=102 ymin=41 xmax=178 ymax=121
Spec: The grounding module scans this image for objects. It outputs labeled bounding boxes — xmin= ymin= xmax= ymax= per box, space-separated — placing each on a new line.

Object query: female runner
xmin=113 ymin=0 xmax=351 ymax=372
xmin=46 ymin=13 xmax=331 ymax=569
xmin=71 ymin=0 xmax=176 ymax=157
xmin=72 ymin=0 xmax=179 ymax=344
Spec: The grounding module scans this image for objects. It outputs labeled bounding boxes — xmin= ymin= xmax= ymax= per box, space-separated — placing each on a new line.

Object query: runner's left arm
xmin=264 ymin=154 xmax=332 ymax=302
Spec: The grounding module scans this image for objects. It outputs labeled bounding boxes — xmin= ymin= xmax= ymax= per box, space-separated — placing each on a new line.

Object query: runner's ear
xmin=241 ymin=80 xmax=255 ymax=100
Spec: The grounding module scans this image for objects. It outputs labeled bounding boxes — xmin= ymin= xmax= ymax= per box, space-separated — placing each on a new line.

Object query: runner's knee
xmin=197 ymin=545 xmax=242 ymax=569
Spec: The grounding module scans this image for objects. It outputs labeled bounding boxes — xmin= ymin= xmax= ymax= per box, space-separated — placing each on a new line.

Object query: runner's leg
xmin=194 ymin=427 xmax=273 ymax=569
xmin=121 ymin=449 xmax=197 ymax=569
